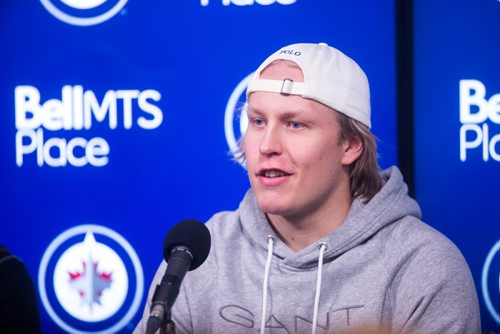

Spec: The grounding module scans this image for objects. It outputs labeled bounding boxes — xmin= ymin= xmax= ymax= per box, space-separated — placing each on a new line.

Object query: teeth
xmin=264 ymin=170 xmax=285 ymax=178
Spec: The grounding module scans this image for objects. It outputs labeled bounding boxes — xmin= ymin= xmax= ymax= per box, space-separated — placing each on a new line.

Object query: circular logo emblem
xmin=39 ymin=224 xmax=144 ymax=333
xmin=40 ymin=0 xmax=128 ymax=26
xmin=224 ymin=73 xmax=253 ymax=166
xmin=482 ymin=239 xmax=500 ymax=324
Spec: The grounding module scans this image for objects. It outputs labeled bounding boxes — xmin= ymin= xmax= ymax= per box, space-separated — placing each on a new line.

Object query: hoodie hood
xmin=238 ymin=166 xmax=421 ymax=269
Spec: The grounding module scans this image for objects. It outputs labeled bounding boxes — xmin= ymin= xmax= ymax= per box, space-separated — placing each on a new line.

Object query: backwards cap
xmin=246 ymin=43 xmax=371 ymax=128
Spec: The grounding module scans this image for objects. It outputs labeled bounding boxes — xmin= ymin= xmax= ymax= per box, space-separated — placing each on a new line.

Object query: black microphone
xmin=146 ymin=219 xmax=211 ymax=334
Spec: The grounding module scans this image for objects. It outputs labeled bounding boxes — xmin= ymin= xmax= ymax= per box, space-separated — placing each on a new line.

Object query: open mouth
xmin=258 ymin=169 xmax=291 ymax=178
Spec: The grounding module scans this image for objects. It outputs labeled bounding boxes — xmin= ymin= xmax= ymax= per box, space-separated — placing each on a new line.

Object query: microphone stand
xmin=147 ymin=307 xmax=176 ymax=334
xmin=152 ymin=248 xmax=190 ymax=334
xmin=161 ymin=310 xmax=176 ymax=334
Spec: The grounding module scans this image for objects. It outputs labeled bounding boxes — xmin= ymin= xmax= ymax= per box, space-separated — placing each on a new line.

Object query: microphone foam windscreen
xmin=163 ymin=219 xmax=211 ymax=270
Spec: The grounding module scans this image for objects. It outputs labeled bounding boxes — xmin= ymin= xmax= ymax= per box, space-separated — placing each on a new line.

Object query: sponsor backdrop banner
xmin=414 ymin=0 xmax=499 ymax=331
xmin=0 ymin=1 xmax=398 ymax=333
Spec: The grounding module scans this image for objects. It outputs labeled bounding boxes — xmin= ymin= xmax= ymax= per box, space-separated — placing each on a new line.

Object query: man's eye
xmin=252 ymin=118 xmax=264 ymax=126
xmin=288 ymin=121 xmax=303 ymax=129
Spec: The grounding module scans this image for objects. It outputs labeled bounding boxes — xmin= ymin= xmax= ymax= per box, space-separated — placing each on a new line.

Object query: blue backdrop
xmin=414 ymin=0 xmax=499 ymax=331
xmin=3 ymin=1 xmax=498 ymax=333
xmin=0 ymin=1 xmax=397 ymax=333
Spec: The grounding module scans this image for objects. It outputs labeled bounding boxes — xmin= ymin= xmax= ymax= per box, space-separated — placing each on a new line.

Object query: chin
xmin=255 ymin=198 xmax=288 ymax=215
xmin=252 ymin=184 xmax=296 ymax=215
xmin=256 ymin=198 xmax=297 ymax=216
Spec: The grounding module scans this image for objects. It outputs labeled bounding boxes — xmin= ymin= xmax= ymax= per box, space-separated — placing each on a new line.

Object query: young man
xmin=135 ymin=43 xmax=480 ymax=333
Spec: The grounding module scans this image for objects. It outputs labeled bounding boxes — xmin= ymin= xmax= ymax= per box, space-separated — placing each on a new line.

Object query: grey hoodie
xmin=134 ymin=167 xmax=480 ymax=333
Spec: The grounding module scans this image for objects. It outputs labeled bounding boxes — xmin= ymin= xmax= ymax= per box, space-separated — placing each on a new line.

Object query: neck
xmin=267 ymin=190 xmax=353 ymax=252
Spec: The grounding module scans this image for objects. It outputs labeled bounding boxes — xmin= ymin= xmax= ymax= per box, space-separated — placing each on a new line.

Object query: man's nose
xmin=259 ymin=124 xmax=282 ymax=156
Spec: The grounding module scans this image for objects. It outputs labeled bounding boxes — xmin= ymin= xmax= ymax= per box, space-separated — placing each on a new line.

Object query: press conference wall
xmin=0 ymin=0 xmax=495 ymax=333
xmin=412 ymin=0 xmax=499 ymax=331
xmin=1 ymin=1 xmax=397 ymax=333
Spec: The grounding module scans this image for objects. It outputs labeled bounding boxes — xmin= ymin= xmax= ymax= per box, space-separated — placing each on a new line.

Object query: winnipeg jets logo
xmin=39 ymin=225 xmax=144 ymax=333
xmin=482 ymin=239 xmax=500 ymax=324
xmin=224 ymin=72 xmax=252 ymax=166
xmin=68 ymin=258 xmax=113 ymax=307
xmin=53 ymin=231 xmax=125 ymax=321
xmin=40 ymin=0 xmax=128 ymax=26
xmin=67 ymin=251 xmax=113 ymax=310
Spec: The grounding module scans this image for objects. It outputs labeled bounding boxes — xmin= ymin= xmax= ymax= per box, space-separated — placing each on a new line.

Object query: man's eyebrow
xmin=246 ymin=106 xmax=263 ymax=116
xmin=247 ymin=106 xmax=306 ymax=118
xmin=279 ymin=110 xmax=307 ymax=119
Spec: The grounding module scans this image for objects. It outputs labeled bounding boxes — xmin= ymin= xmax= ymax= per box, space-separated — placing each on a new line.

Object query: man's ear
xmin=341 ymin=136 xmax=363 ymax=165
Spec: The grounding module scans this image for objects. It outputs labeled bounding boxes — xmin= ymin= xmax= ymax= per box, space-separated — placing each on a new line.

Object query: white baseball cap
xmin=246 ymin=42 xmax=371 ymax=128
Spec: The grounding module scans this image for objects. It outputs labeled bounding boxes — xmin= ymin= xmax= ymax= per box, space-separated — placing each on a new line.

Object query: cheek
xmin=301 ymin=144 xmax=345 ymax=177
xmin=242 ymin=136 xmax=257 ymax=160
xmin=305 ymin=147 xmax=345 ymax=184
xmin=302 ymin=137 xmax=341 ymax=163
xmin=242 ymin=136 xmax=251 ymax=154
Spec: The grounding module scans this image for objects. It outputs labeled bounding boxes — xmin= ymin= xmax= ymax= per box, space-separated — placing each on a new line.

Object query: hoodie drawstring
xmin=260 ymin=235 xmax=274 ymax=334
xmin=312 ymin=242 xmax=327 ymax=334
xmin=260 ymin=239 xmax=328 ymax=334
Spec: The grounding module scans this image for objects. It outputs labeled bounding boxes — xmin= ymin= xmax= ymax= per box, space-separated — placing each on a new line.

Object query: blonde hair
xmin=335 ymin=111 xmax=382 ymax=203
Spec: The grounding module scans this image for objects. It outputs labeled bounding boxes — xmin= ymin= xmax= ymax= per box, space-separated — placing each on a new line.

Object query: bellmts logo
xmin=459 ymin=80 xmax=500 ymax=162
xmin=14 ymin=85 xmax=162 ymax=168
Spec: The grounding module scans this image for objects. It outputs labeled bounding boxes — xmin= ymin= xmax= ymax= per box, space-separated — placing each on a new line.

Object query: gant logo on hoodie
xmin=219 ymin=304 xmax=365 ymax=332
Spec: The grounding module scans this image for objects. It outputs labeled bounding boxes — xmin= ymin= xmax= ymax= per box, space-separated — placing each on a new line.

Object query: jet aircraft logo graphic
xmin=39 ymin=225 xmax=144 ymax=333
xmin=62 ymin=232 xmax=115 ymax=314
xmin=40 ymin=0 xmax=128 ymax=26
xmin=68 ymin=257 xmax=113 ymax=309
xmin=224 ymin=72 xmax=253 ymax=166
xmin=482 ymin=239 xmax=500 ymax=324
